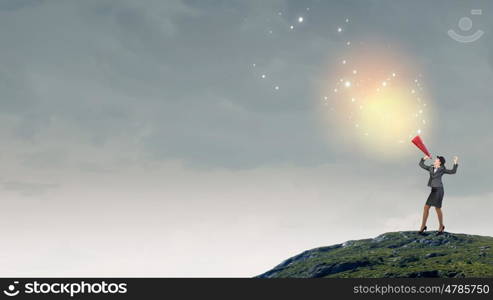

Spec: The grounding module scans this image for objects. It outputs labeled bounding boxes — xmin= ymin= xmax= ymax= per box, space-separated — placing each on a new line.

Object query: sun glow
xmin=320 ymin=47 xmax=431 ymax=157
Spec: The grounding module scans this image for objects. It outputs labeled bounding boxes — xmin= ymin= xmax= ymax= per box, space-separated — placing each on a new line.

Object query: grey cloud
xmin=0 ymin=0 xmax=491 ymax=171
xmin=1 ymin=180 xmax=59 ymax=196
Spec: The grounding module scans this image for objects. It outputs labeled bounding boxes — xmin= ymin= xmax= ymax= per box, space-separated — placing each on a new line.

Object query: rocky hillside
xmin=257 ymin=231 xmax=493 ymax=278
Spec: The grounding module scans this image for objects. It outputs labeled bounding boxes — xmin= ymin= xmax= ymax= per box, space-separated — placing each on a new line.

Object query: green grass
xmin=257 ymin=231 xmax=493 ymax=278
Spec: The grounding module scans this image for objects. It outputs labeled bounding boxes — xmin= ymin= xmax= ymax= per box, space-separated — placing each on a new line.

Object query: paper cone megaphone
xmin=411 ymin=135 xmax=431 ymax=157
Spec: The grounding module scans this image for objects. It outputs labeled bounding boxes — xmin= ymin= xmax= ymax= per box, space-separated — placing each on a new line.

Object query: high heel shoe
xmin=437 ymin=225 xmax=445 ymax=235
xmin=418 ymin=225 xmax=427 ymax=234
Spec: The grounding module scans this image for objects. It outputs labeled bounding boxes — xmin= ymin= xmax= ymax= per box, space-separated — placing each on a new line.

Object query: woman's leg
xmin=420 ymin=204 xmax=430 ymax=230
xmin=435 ymin=207 xmax=444 ymax=229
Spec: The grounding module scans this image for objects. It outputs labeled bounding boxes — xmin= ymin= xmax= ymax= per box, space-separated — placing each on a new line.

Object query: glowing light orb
xmin=298 ymin=17 xmax=304 ymax=23
xmin=321 ymin=48 xmax=431 ymax=158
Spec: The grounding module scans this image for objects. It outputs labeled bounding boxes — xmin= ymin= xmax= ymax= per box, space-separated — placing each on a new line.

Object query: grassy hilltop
xmin=257 ymin=231 xmax=493 ymax=278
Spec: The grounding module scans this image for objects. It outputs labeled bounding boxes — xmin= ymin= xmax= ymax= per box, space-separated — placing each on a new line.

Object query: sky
xmin=0 ymin=0 xmax=492 ymax=277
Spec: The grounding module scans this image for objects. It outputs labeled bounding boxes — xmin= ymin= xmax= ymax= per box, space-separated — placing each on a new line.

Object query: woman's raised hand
xmin=453 ymin=156 xmax=459 ymax=164
xmin=423 ymin=155 xmax=430 ymax=160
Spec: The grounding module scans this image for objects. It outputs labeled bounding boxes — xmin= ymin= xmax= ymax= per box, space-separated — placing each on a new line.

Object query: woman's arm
xmin=444 ymin=156 xmax=459 ymax=174
xmin=419 ymin=156 xmax=431 ymax=171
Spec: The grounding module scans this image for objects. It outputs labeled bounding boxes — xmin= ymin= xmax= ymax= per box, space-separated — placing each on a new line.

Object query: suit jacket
xmin=419 ymin=158 xmax=458 ymax=187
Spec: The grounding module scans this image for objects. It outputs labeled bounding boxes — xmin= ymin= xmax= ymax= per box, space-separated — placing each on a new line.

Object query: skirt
xmin=426 ymin=187 xmax=444 ymax=208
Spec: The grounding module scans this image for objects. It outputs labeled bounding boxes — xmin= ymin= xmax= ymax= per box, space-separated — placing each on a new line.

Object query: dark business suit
xmin=419 ymin=158 xmax=458 ymax=208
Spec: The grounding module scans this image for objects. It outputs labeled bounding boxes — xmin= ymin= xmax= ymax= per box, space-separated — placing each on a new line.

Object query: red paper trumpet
xmin=411 ymin=135 xmax=431 ymax=157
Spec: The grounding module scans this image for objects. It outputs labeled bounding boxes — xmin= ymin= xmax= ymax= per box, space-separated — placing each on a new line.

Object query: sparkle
xmin=290 ymin=25 xmax=294 ymax=30
xmin=252 ymin=63 xmax=256 ymax=67
xmin=324 ymin=96 xmax=328 ymax=100
xmin=274 ymin=85 xmax=279 ymax=90
xmin=337 ymin=27 xmax=342 ymax=33
xmin=328 ymin=57 xmax=427 ymax=151
xmin=298 ymin=17 xmax=304 ymax=23
xmin=346 ymin=41 xmax=351 ymax=46
xmin=261 ymin=74 xmax=266 ymax=79
xmin=345 ymin=18 xmax=350 ymax=23
xmin=268 ymin=30 xmax=273 ymax=34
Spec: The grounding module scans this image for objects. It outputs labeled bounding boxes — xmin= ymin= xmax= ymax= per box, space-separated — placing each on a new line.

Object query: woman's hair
xmin=437 ymin=156 xmax=446 ymax=166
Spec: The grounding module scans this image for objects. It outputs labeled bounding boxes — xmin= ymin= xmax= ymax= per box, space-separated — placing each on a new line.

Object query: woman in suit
xmin=418 ymin=155 xmax=459 ymax=235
